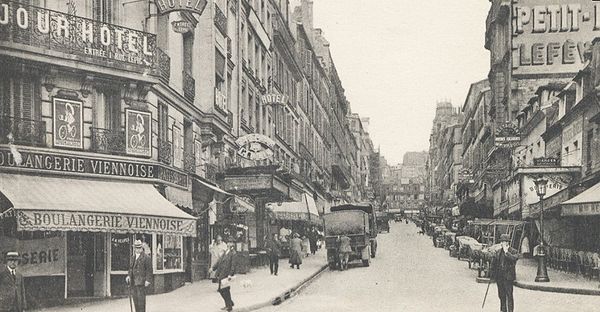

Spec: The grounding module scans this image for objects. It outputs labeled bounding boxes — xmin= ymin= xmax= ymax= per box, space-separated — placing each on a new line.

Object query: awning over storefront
xmin=561 ymin=182 xmax=600 ymax=216
xmin=267 ymin=193 xmax=321 ymax=224
xmin=305 ymin=193 xmax=320 ymax=221
xmin=194 ymin=178 xmax=233 ymax=196
xmin=0 ymin=174 xmax=196 ymax=236
xmin=233 ymin=196 xmax=255 ymax=213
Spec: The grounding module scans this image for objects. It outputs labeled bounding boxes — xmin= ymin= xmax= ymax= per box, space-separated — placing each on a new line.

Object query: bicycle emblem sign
xmin=126 ymin=109 xmax=152 ymax=157
xmin=53 ymin=98 xmax=83 ymax=149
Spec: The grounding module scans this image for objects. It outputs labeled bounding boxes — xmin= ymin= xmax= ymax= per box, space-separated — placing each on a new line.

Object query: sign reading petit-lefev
xmin=53 ymin=98 xmax=83 ymax=149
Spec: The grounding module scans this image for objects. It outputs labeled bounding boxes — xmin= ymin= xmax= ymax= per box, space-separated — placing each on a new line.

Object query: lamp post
xmin=533 ymin=177 xmax=550 ymax=282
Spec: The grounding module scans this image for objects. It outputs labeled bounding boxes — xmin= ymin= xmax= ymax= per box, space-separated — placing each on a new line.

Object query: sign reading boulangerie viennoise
xmin=126 ymin=109 xmax=152 ymax=157
xmin=17 ymin=210 xmax=196 ymax=237
xmin=53 ymin=98 xmax=83 ymax=149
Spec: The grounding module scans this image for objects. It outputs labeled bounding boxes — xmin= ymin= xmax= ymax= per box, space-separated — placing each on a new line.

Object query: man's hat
xmin=133 ymin=240 xmax=143 ymax=248
xmin=6 ymin=252 xmax=19 ymax=261
xmin=499 ymin=234 xmax=511 ymax=242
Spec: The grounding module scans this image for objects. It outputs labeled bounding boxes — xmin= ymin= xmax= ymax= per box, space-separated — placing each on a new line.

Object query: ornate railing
xmin=205 ymin=163 xmax=218 ymax=182
xmin=183 ymin=150 xmax=196 ymax=174
xmin=156 ymin=48 xmax=170 ymax=84
xmin=0 ymin=1 xmax=156 ymax=73
xmin=90 ymin=127 xmax=126 ymax=154
xmin=183 ymin=71 xmax=195 ymax=102
xmin=158 ymin=139 xmax=173 ymax=165
xmin=0 ymin=116 xmax=46 ymax=147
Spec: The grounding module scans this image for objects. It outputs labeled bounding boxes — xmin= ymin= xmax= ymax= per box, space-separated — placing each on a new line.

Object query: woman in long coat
xmin=289 ymin=233 xmax=303 ymax=269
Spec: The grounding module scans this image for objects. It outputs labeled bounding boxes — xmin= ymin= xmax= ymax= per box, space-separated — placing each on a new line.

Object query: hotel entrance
xmin=66 ymin=232 xmax=108 ymax=298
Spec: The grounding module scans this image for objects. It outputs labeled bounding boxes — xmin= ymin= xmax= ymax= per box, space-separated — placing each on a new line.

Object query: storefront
xmin=560 ymin=182 xmax=600 ymax=251
xmin=0 ymin=173 xmax=196 ymax=307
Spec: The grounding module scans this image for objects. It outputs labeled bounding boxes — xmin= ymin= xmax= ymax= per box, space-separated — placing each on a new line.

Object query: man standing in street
xmin=338 ymin=235 xmax=352 ymax=271
xmin=213 ymin=242 xmax=236 ymax=311
xmin=126 ymin=240 xmax=152 ymax=312
xmin=266 ymin=233 xmax=281 ymax=275
xmin=0 ymin=252 xmax=26 ymax=312
xmin=493 ymin=234 xmax=519 ymax=312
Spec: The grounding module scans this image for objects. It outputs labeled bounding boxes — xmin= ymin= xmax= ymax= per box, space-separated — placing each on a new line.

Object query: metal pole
xmin=535 ymin=194 xmax=550 ymax=282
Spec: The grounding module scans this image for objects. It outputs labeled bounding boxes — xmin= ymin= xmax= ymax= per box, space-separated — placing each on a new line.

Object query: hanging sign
xmin=261 ymin=93 xmax=288 ymax=106
xmin=126 ymin=109 xmax=152 ymax=157
xmin=494 ymin=122 xmax=521 ymax=146
xmin=236 ymin=134 xmax=275 ymax=161
xmin=53 ymin=98 xmax=83 ymax=149
xmin=172 ymin=20 xmax=194 ymax=33
xmin=155 ymin=0 xmax=208 ymax=15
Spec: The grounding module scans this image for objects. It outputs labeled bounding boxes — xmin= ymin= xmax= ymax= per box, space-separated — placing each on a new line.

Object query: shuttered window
xmin=93 ymin=0 xmax=113 ymax=23
xmin=0 ymin=73 xmax=41 ymax=121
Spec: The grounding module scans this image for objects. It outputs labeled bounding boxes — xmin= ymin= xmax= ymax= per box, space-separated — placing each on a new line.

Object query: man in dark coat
xmin=213 ymin=242 xmax=236 ymax=311
xmin=0 ymin=252 xmax=26 ymax=312
xmin=493 ymin=234 xmax=519 ymax=312
xmin=126 ymin=240 xmax=152 ymax=312
xmin=266 ymin=234 xmax=282 ymax=275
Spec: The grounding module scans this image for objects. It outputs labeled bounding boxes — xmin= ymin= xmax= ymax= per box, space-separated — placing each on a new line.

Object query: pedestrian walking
xmin=0 ymin=252 xmax=26 ymax=312
xmin=126 ymin=240 xmax=152 ymax=312
xmin=266 ymin=233 xmax=281 ymax=275
xmin=338 ymin=235 xmax=352 ymax=270
xmin=492 ymin=234 xmax=519 ymax=312
xmin=289 ymin=233 xmax=303 ymax=269
xmin=302 ymin=235 xmax=310 ymax=257
xmin=308 ymin=228 xmax=318 ymax=255
xmin=209 ymin=235 xmax=228 ymax=282
xmin=212 ymin=242 xmax=236 ymax=312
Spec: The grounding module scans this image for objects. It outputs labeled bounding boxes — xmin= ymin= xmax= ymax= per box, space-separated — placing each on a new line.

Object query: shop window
xmin=110 ymin=233 xmax=131 ymax=272
xmin=155 ymin=234 xmax=183 ymax=271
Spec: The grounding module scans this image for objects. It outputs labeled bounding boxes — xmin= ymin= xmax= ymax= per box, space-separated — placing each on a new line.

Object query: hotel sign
xmin=155 ymin=0 xmax=207 ymax=15
xmin=0 ymin=1 xmax=156 ymax=72
xmin=17 ymin=210 xmax=196 ymax=237
xmin=261 ymin=93 xmax=288 ymax=106
xmin=512 ymin=1 xmax=600 ymax=75
xmin=0 ymin=149 xmax=189 ymax=188
xmin=236 ymin=134 xmax=275 ymax=161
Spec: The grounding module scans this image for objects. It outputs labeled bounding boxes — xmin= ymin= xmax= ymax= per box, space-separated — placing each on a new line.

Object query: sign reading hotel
xmin=53 ymin=98 xmax=83 ymax=149
xmin=126 ymin=109 xmax=152 ymax=157
xmin=261 ymin=94 xmax=288 ymax=106
xmin=512 ymin=1 xmax=600 ymax=75
xmin=0 ymin=1 xmax=156 ymax=70
xmin=155 ymin=0 xmax=207 ymax=15
xmin=236 ymin=134 xmax=275 ymax=161
xmin=17 ymin=210 xmax=196 ymax=237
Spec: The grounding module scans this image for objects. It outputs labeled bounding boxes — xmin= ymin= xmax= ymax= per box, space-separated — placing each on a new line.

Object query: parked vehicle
xmin=323 ymin=203 xmax=378 ymax=269
xmin=376 ymin=212 xmax=390 ymax=233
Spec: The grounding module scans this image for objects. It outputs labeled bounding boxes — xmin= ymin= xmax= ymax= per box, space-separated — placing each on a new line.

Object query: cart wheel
xmin=362 ymin=259 xmax=370 ymax=267
xmin=328 ymin=262 xmax=336 ymax=270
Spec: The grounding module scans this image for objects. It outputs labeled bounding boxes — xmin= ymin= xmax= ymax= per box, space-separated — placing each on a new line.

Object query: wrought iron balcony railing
xmin=90 ymin=127 xmax=125 ymax=154
xmin=183 ymin=71 xmax=195 ymax=102
xmin=158 ymin=139 xmax=173 ymax=165
xmin=183 ymin=150 xmax=196 ymax=174
xmin=156 ymin=48 xmax=171 ymax=84
xmin=0 ymin=116 xmax=46 ymax=147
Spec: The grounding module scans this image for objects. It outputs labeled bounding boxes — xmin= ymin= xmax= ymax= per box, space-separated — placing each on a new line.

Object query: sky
xmin=311 ymin=0 xmax=491 ymax=165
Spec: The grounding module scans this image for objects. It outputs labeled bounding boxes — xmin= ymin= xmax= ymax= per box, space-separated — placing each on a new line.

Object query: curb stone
xmin=513 ymin=281 xmax=600 ymax=296
xmin=237 ymin=264 xmax=329 ymax=312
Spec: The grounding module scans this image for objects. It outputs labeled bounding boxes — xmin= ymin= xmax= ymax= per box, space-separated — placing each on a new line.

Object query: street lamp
xmin=533 ymin=177 xmax=550 ymax=283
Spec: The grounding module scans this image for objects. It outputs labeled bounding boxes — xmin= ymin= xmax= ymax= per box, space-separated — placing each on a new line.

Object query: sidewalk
xmin=514 ymin=258 xmax=600 ymax=296
xmin=33 ymin=251 xmax=327 ymax=312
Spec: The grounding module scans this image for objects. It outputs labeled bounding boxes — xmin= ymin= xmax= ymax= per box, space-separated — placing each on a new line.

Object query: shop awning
xmin=561 ymin=182 xmax=600 ymax=216
xmin=267 ymin=199 xmax=310 ymax=221
xmin=194 ymin=178 xmax=233 ymax=196
xmin=304 ymin=193 xmax=321 ymax=224
xmin=233 ymin=197 xmax=255 ymax=213
xmin=0 ymin=174 xmax=197 ymax=236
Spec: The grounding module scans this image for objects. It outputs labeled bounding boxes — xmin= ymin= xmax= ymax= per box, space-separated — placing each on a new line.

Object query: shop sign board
xmin=495 ymin=122 xmax=521 ymax=146
xmin=0 ymin=1 xmax=156 ymax=71
xmin=125 ymin=109 xmax=152 ymax=157
xmin=512 ymin=0 xmax=600 ymax=75
xmin=533 ymin=157 xmax=560 ymax=167
xmin=0 ymin=148 xmax=188 ymax=188
xmin=562 ymin=202 xmax=600 ymax=216
xmin=236 ymin=133 xmax=275 ymax=161
xmin=155 ymin=0 xmax=207 ymax=15
xmin=172 ymin=20 xmax=193 ymax=33
xmin=53 ymin=98 xmax=83 ymax=149
xmin=16 ymin=210 xmax=197 ymax=237
xmin=523 ymin=173 xmax=571 ymax=206
xmin=0 ymin=236 xmax=65 ymax=277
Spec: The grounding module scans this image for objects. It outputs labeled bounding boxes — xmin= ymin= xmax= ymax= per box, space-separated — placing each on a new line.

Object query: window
xmin=158 ymin=102 xmax=169 ymax=143
xmin=93 ymin=0 xmax=113 ymax=23
xmin=0 ymin=72 xmax=41 ymax=121
xmin=183 ymin=32 xmax=194 ymax=74
xmin=155 ymin=234 xmax=183 ymax=271
xmin=95 ymin=87 xmax=121 ymax=130
xmin=111 ymin=233 xmax=131 ymax=272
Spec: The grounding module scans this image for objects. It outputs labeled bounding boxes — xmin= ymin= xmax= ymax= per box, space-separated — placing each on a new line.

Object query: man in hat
xmin=212 ymin=242 xmax=236 ymax=311
xmin=492 ymin=234 xmax=519 ymax=312
xmin=0 ymin=252 xmax=26 ymax=312
xmin=126 ymin=240 xmax=152 ymax=312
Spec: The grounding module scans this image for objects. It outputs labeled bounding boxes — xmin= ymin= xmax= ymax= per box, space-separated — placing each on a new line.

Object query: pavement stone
xmin=33 ymin=251 xmax=327 ymax=312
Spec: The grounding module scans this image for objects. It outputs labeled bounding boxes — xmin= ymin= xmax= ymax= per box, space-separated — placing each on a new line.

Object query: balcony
xmin=158 ymin=139 xmax=173 ymax=165
xmin=0 ymin=1 xmax=157 ymax=74
xmin=183 ymin=71 xmax=195 ymax=102
xmin=183 ymin=150 xmax=196 ymax=174
xmin=0 ymin=116 xmax=46 ymax=147
xmin=156 ymin=48 xmax=171 ymax=84
xmin=90 ymin=127 xmax=125 ymax=154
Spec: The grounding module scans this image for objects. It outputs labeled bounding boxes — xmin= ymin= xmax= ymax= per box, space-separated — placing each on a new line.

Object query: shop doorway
xmin=67 ymin=232 xmax=107 ymax=298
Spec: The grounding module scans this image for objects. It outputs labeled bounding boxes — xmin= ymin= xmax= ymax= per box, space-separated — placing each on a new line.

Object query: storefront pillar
xmin=254 ymin=197 xmax=269 ymax=249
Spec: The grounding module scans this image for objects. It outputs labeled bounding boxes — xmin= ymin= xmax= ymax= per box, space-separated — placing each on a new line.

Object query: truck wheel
xmin=328 ymin=262 xmax=336 ymax=270
xmin=362 ymin=259 xmax=370 ymax=267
